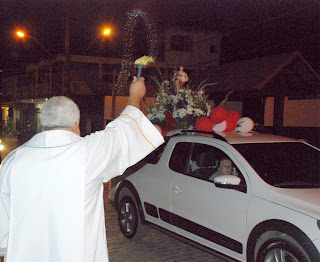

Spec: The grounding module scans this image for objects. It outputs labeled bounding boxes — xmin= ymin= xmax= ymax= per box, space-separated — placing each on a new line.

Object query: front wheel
xmin=256 ymin=234 xmax=312 ymax=262
xmin=117 ymin=196 xmax=148 ymax=241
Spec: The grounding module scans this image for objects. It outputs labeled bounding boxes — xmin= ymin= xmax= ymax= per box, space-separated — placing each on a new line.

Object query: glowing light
xmin=84 ymin=26 xmax=113 ymax=53
xmin=103 ymin=28 xmax=111 ymax=35
xmin=17 ymin=31 xmax=25 ymax=38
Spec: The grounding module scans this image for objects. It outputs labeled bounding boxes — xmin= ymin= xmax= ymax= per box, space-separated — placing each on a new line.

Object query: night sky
xmin=1 ymin=0 xmax=319 ymax=71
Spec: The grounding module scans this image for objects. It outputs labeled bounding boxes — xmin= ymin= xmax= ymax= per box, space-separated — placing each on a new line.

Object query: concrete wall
xmin=105 ymin=96 xmax=320 ymax=128
xmin=265 ymin=97 xmax=320 ymax=127
xmin=104 ymin=96 xmax=156 ymax=123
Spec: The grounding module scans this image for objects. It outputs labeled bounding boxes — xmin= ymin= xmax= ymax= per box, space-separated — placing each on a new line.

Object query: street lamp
xmin=85 ymin=27 xmax=113 ymax=53
xmin=16 ymin=30 xmax=52 ymax=57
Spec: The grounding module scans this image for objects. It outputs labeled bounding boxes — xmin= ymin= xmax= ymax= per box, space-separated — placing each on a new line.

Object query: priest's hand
xmin=128 ymin=76 xmax=146 ymax=109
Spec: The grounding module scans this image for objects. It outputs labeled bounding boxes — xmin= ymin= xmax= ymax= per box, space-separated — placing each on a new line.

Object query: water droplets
xmin=116 ymin=9 xmax=158 ymax=95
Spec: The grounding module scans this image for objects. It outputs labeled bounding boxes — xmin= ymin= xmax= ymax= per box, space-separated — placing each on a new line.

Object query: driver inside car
xmin=209 ymin=156 xmax=234 ymax=181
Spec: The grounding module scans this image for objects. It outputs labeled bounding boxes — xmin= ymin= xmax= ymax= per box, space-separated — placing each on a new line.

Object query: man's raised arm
xmin=127 ymin=76 xmax=146 ymax=109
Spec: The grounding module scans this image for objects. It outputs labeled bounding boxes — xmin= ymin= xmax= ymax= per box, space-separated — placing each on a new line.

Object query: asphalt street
xmin=103 ymin=184 xmax=234 ymax=262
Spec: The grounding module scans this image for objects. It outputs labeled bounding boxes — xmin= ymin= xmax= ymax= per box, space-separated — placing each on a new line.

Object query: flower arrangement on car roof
xmin=145 ymin=66 xmax=216 ymax=130
xmin=145 ymin=66 xmax=255 ymax=135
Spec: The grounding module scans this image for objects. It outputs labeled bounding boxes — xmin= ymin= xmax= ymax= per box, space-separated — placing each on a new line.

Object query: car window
xmin=184 ymin=143 xmax=246 ymax=186
xmin=146 ymin=141 xmax=167 ymax=164
xmin=234 ymin=142 xmax=320 ymax=188
xmin=187 ymin=143 xmax=219 ymax=180
xmin=169 ymin=142 xmax=192 ymax=174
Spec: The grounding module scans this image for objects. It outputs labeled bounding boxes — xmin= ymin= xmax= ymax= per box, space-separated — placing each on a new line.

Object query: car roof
xmin=220 ymin=132 xmax=299 ymax=144
xmin=167 ymin=129 xmax=300 ymax=145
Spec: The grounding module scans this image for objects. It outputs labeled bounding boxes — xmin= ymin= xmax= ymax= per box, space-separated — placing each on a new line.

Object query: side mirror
xmin=214 ymin=175 xmax=241 ymax=185
xmin=214 ymin=175 xmax=246 ymax=193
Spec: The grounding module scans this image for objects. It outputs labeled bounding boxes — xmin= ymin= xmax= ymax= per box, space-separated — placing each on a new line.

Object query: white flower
xmin=163 ymin=80 xmax=170 ymax=86
xmin=186 ymin=106 xmax=194 ymax=114
xmin=193 ymin=108 xmax=205 ymax=116
xmin=170 ymin=95 xmax=178 ymax=104
xmin=173 ymin=108 xmax=187 ymax=119
xmin=147 ymin=107 xmax=166 ymax=122
xmin=188 ymin=100 xmax=195 ymax=107
xmin=147 ymin=71 xmax=216 ymax=129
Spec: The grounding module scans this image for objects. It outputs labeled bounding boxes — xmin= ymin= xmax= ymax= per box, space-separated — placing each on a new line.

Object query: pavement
xmin=103 ymin=184 xmax=232 ymax=262
xmin=0 ymin=184 xmax=231 ymax=262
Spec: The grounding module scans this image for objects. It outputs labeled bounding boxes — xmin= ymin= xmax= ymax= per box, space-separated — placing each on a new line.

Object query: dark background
xmin=1 ymin=0 xmax=320 ymax=71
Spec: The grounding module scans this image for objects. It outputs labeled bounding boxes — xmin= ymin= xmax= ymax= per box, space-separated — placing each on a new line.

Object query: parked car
xmin=113 ymin=130 xmax=320 ymax=262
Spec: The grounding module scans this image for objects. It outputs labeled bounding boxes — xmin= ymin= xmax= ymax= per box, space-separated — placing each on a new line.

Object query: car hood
xmin=269 ymin=188 xmax=320 ymax=219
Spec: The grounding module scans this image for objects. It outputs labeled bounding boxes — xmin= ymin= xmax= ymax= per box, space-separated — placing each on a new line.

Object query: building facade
xmin=1 ymin=27 xmax=319 ymax=146
xmin=0 ymin=28 xmax=219 ymax=140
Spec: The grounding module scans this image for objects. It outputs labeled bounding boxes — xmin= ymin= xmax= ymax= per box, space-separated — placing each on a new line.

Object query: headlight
xmin=0 ymin=145 xmax=4 ymax=151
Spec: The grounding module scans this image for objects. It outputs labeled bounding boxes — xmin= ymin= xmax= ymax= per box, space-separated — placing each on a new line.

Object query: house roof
xmin=208 ymin=51 xmax=320 ymax=97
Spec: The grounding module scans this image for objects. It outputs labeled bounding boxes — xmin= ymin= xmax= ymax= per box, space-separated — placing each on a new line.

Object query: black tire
xmin=117 ymin=196 xmax=148 ymax=241
xmin=256 ymin=236 xmax=311 ymax=262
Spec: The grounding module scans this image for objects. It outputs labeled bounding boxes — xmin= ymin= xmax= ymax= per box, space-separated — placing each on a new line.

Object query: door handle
xmin=172 ymin=186 xmax=182 ymax=194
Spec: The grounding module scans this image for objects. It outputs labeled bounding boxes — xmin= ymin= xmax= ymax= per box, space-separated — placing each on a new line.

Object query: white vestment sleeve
xmin=0 ymin=152 xmax=15 ymax=253
xmin=84 ymin=105 xmax=164 ymax=185
xmin=104 ymin=105 xmax=164 ymax=181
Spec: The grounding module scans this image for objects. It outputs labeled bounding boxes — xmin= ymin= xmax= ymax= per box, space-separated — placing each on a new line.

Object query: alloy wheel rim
xmin=119 ymin=202 xmax=136 ymax=233
xmin=264 ymin=248 xmax=299 ymax=262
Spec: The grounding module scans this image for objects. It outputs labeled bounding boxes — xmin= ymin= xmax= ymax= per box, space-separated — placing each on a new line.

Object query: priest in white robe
xmin=0 ymin=76 xmax=164 ymax=262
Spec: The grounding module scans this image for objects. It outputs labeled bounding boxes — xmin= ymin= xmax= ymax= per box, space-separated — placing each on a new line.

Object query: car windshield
xmin=233 ymin=142 xmax=320 ymax=188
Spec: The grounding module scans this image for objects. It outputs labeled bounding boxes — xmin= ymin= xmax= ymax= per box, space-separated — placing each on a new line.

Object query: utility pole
xmin=111 ymin=69 xmax=117 ymax=119
xmin=63 ymin=0 xmax=71 ymax=94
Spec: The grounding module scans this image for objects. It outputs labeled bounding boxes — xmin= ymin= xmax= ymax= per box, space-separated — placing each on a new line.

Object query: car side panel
xmin=247 ymin=194 xmax=320 ymax=242
xmin=133 ymin=162 xmax=177 ymax=231
xmin=170 ymin=173 xmax=248 ymax=261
